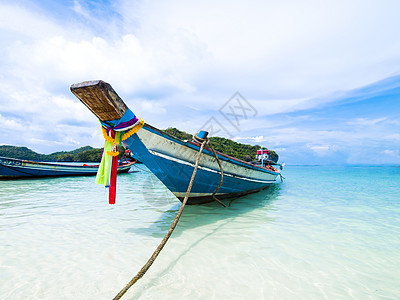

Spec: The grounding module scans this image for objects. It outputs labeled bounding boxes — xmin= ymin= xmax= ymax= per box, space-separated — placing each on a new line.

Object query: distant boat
xmin=71 ymin=80 xmax=283 ymax=204
xmin=0 ymin=156 xmax=134 ymax=179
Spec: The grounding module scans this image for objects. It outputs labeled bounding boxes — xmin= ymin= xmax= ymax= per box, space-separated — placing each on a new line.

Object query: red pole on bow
xmin=109 ymin=129 xmax=118 ymax=204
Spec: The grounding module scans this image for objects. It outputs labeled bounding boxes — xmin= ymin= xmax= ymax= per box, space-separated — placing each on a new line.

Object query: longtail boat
xmin=71 ymin=80 xmax=283 ymax=205
xmin=0 ymin=156 xmax=134 ymax=178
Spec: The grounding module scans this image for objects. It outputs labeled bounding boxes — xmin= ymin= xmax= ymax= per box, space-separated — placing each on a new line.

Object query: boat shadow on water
xmin=127 ymin=183 xmax=282 ymax=238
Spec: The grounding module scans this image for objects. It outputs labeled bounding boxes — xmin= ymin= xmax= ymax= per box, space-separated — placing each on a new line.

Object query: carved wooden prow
xmin=70 ymin=80 xmax=128 ymax=122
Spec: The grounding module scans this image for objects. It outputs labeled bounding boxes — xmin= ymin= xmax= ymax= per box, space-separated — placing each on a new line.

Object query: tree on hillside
xmin=162 ymin=128 xmax=280 ymax=162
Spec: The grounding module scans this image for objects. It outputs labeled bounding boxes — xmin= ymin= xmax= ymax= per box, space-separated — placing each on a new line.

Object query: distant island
xmin=0 ymin=127 xmax=278 ymax=163
xmin=0 ymin=145 xmax=103 ymax=162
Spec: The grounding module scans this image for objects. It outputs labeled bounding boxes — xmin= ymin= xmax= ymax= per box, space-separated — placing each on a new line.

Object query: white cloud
xmin=140 ymin=100 xmax=167 ymax=115
xmin=383 ymin=149 xmax=400 ymax=157
xmin=0 ymin=0 xmax=400 ymax=163
xmin=347 ymin=118 xmax=387 ymax=126
xmin=233 ymin=136 xmax=265 ymax=144
xmin=0 ymin=113 xmax=24 ymax=131
xmin=118 ymin=0 xmax=400 ymax=98
xmin=0 ymin=3 xmax=61 ymax=39
xmin=384 ymin=134 xmax=400 ymax=141
xmin=307 ymin=144 xmax=333 ymax=157
xmin=3 ymin=0 xmax=400 ymax=107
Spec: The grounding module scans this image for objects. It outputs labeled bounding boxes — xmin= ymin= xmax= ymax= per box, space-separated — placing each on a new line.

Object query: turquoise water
xmin=1 ymin=166 xmax=399 ymax=299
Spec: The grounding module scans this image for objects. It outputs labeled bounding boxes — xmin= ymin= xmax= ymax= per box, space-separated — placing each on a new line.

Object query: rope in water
xmin=113 ymin=139 xmax=208 ymax=300
xmin=280 ymin=174 xmax=286 ymax=182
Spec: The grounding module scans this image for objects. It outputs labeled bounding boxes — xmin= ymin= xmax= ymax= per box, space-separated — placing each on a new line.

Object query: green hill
xmin=0 ymin=145 xmax=103 ymax=162
xmin=163 ymin=127 xmax=278 ymax=162
xmin=0 ymin=146 xmax=43 ymax=161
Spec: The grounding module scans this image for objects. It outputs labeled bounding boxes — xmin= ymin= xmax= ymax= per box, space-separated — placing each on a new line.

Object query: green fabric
xmin=95 ymin=140 xmax=112 ymax=186
xmin=115 ymin=131 xmax=121 ymax=146
xmin=95 ymin=131 xmax=122 ymax=186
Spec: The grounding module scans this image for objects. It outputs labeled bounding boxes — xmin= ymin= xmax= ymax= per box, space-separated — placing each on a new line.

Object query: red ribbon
xmin=109 ymin=129 xmax=118 ymax=204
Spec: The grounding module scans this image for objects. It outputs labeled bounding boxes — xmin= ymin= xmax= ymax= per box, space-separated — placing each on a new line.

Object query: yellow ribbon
xmin=101 ymin=118 xmax=145 ymax=143
xmin=122 ymin=118 xmax=145 ymax=141
xmin=102 ymin=127 xmax=116 ymax=144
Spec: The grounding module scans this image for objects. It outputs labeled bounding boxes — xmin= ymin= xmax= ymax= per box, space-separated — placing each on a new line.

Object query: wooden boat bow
xmin=70 ymin=80 xmax=128 ymax=121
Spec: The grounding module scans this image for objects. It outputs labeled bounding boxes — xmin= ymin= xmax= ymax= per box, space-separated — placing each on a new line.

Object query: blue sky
xmin=0 ymin=0 xmax=399 ymax=165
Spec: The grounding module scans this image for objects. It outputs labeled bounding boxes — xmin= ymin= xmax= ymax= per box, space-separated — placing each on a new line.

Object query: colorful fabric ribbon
xmin=95 ymin=108 xmax=144 ymax=204
xmin=100 ymin=108 xmax=139 ymax=131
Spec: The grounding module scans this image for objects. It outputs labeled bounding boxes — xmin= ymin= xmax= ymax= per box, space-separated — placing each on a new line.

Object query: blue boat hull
xmin=123 ymin=125 xmax=280 ymax=204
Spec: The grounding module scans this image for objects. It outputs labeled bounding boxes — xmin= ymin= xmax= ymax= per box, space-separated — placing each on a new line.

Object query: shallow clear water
xmin=1 ymin=165 xmax=399 ymax=299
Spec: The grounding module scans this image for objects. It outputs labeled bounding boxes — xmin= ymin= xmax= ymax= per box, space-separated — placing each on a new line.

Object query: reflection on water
xmin=129 ymin=184 xmax=282 ymax=238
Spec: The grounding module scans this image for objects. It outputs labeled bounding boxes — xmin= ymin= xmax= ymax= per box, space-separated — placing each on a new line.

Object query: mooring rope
xmin=207 ymin=142 xmax=226 ymax=207
xmin=193 ymin=135 xmax=226 ymax=207
xmin=280 ymin=174 xmax=286 ymax=182
xmin=113 ymin=139 xmax=208 ymax=300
